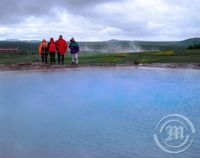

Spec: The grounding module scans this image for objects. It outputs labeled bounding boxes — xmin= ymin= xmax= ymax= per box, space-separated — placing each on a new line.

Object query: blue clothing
xmin=69 ymin=41 xmax=80 ymax=54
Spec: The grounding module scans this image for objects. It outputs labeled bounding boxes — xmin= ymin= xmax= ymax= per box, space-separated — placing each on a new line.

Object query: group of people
xmin=38 ymin=35 xmax=80 ymax=65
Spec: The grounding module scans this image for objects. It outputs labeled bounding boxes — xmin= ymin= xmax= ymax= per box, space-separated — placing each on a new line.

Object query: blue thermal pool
xmin=0 ymin=67 xmax=199 ymax=158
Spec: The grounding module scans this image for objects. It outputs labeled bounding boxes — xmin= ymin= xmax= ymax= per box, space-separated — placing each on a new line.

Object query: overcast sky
xmin=0 ymin=0 xmax=200 ymax=41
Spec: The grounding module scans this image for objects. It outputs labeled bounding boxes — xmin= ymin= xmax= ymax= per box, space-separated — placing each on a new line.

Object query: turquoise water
xmin=0 ymin=67 xmax=199 ymax=158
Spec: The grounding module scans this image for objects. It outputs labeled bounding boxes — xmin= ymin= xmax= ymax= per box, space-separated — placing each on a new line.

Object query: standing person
xmin=69 ymin=37 xmax=80 ymax=65
xmin=48 ymin=37 xmax=56 ymax=64
xmin=38 ymin=39 xmax=48 ymax=64
xmin=56 ymin=35 xmax=68 ymax=65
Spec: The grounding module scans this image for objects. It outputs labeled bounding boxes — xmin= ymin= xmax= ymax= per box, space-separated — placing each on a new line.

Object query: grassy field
xmin=0 ymin=50 xmax=200 ymax=65
xmin=1 ymin=38 xmax=200 ymax=65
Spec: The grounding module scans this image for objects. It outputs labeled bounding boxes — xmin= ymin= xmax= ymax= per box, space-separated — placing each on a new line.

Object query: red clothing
xmin=48 ymin=38 xmax=56 ymax=53
xmin=38 ymin=39 xmax=48 ymax=55
xmin=56 ymin=39 xmax=68 ymax=55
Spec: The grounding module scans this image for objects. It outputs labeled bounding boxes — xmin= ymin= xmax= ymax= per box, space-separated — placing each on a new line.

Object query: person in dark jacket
xmin=38 ymin=39 xmax=48 ymax=64
xmin=48 ymin=37 xmax=56 ymax=64
xmin=69 ymin=37 xmax=80 ymax=65
xmin=56 ymin=35 xmax=68 ymax=65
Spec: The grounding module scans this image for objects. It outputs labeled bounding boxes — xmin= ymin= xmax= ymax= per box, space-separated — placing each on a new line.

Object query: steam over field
xmin=1 ymin=38 xmax=199 ymax=54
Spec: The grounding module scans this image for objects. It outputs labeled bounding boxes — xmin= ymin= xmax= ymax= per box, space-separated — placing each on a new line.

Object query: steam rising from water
xmin=80 ymin=41 xmax=146 ymax=53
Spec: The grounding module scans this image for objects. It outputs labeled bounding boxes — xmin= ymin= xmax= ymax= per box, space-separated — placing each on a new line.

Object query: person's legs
xmin=71 ymin=53 xmax=75 ymax=64
xmin=45 ymin=52 xmax=48 ymax=64
xmin=57 ymin=53 xmax=61 ymax=64
xmin=52 ymin=52 xmax=56 ymax=64
xmin=41 ymin=53 xmax=45 ymax=63
xmin=75 ymin=53 xmax=79 ymax=64
xmin=50 ymin=53 xmax=52 ymax=64
xmin=61 ymin=55 xmax=65 ymax=65
xmin=50 ymin=52 xmax=55 ymax=64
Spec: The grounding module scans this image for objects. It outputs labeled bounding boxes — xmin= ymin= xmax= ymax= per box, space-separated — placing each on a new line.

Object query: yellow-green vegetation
xmin=154 ymin=51 xmax=175 ymax=56
xmin=0 ymin=50 xmax=200 ymax=65
xmin=80 ymin=50 xmax=199 ymax=64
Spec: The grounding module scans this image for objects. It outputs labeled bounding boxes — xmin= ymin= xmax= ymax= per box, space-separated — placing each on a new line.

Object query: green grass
xmin=0 ymin=50 xmax=200 ymax=65
xmin=0 ymin=53 xmax=38 ymax=64
xmin=79 ymin=50 xmax=200 ymax=64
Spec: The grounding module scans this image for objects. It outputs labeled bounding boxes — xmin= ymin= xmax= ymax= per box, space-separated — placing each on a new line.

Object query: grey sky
xmin=0 ymin=0 xmax=200 ymax=41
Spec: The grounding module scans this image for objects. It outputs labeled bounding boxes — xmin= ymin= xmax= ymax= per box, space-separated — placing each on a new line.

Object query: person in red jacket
xmin=48 ymin=37 xmax=56 ymax=64
xmin=56 ymin=35 xmax=68 ymax=65
xmin=38 ymin=39 xmax=48 ymax=64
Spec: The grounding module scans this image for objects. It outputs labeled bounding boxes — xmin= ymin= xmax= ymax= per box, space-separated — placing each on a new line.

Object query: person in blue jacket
xmin=69 ymin=37 xmax=80 ymax=65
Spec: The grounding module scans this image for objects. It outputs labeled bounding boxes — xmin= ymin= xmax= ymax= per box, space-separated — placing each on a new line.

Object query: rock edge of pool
xmin=0 ymin=62 xmax=200 ymax=71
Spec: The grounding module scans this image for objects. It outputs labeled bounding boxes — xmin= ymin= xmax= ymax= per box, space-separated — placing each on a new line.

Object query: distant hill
xmin=107 ymin=39 xmax=120 ymax=42
xmin=181 ymin=38 xmax=200 ymax=50
xmin=178 ymin=38 xmax=200 ymax=49
xmin=181 ymin=38 xmax=200 ymax=43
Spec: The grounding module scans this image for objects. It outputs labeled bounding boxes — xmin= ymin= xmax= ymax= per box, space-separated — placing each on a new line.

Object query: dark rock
xmin=134 ymin=60 xmax=140 ymax=65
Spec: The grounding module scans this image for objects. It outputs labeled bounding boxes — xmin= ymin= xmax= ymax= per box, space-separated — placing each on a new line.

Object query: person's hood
xmin=70 ymin=38 xmax=75 ymax=42
xmin=42 ymin=39 xmax=47 ymax=43
xmin=59 ymin=35 xmax=63 ymax=40
xmin=50 ymin=38 xmax=54 ymax=42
